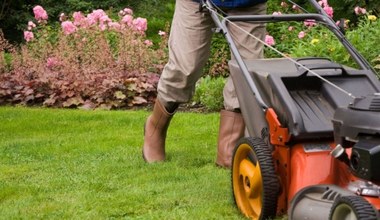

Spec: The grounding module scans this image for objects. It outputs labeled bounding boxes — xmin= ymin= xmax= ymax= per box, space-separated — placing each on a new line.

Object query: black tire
xmin=231 ymin=137 xmax=279 ymax=220
xmin=329 ymin=195 xmax=379 ymax=220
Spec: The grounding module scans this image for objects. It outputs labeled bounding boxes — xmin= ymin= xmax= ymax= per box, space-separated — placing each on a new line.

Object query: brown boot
xmin=142 ymin=100 xmax=175 ymax=163
xmin=216 ymin=110 xmax=245 ymax=168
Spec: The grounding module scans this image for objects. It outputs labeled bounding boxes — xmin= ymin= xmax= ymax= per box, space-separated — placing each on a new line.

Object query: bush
xmin=204 ymin=35 xmax=230 ymax=78
xmin=192 ymin=76 xmax=226 ymax=112
xmin=0 ymin=6 xmax=168 ymax=109
xmin=266 ymin=0 xmax=380 ymax=74
xmin=0 ymin=0 xmax=175 ymax=43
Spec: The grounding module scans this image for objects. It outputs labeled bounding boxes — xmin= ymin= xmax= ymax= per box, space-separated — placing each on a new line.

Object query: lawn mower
xmin=202 ymin=0 xmax=380 ymax=219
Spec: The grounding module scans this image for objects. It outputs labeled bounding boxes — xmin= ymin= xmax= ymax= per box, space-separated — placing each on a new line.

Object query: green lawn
xmin=0 ymin=107 xmax=247 ymax=219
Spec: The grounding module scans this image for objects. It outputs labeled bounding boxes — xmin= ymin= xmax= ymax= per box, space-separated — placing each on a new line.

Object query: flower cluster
xmin=268 ymin=0 xmax=379 ymax=45
xmin=354 ymin=6 xmax=367 ymax=15
xmin=58 ymin=8 xmax=148 ymax=36
xmin=265 ymin=34 xmax=275 ymax=46
xmin=19 ymin=4 xmax=169 ymax=71
xmin=353 ymin=5 xmax=377 ymax=22
xmin=23 ymin=31 xmax=34 ymax=42
xmin=23 ymin=5 xmax=48 ymax=42
xmin=23 ymin=6 xmax=151 ymax=42
xmin=33 ymin=5 xmax=48 ymax=22
xmin=318 ymin=0 xmax=334 ymax=18
xmin=8 ymin=5 xmax=169 ymax=109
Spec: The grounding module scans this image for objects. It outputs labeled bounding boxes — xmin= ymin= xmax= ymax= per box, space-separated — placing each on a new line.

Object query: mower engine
xmin=332 ymin=93 xmax=380 ymax=183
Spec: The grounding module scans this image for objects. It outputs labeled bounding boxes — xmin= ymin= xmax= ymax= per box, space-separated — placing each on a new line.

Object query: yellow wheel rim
xmin=232 ymin=143 xmax=263 ymax=219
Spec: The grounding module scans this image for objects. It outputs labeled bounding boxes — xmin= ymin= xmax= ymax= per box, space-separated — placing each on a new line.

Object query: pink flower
xmin=304 ymin=20 xmax=317 ymax=27
xmin=99 ymin=15 xmax=111 ymax=30
xmin=324 ymin=6 xmax=334 ymax=17
xmin=73 ymin=12 xmax=85 ymax=26
xmin=99 ymin=15 xmax=111 ymax=24
xmin=23 ymin=31 xmax=34 ymax=42
xmin=61 ymin=21 xmax=77 ymax=35
xmin=90 ymin=9 xmax=107 ymax=21
xmin=86 ymin=9 xmax=107 ymax=26
xmin=354 ymin=6 xmax=367 ymax=15
xmin=144 ymin=40 xmax=153 ymax=46
xmin=27 ymin=21 xmax=36 ymax=30
xmin=281 ymin=2 xmax=288 ymax=8
xmin=158 ymin=30 xmax=166 ymax=36
xmin=99 ymin=23 xmax=107 ymax=31
xmin=298 ymin=31 xmax=306 ymax=39
xmin=85 ymin=16 xmax=97 ymax=26
xmin=123 ymin=8 xmax=133 ymax=15
xmin=318 ymin=0 xmax=328 ymax=7
xmin=118 ymin=8 xmax=133 ymax=17
xmin=265 ymin=34 xmax=275 ymax=46
xmin=272 ymin=12 xmax=282 ymax=16
xmin=132 ymin=17 xmax=147 ymax=33
xmin=288 ymin=26 xmax=294 ymax=31
xmin=33 ymin=5 xmax=48 ymax=21
xmin=108 ymin=22 xmax=121 ymax=30
xmin=121 ymin=15 xmax=133 ymax=26
xmin=46 ymin=57 xmax=59 ymax=69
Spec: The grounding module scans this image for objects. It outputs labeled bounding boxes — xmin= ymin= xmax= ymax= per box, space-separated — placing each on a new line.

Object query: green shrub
xmin=204 ymin=35 xmax=230 ymax=78
xmin=287 ymin=14 xmax=380 ymax=74
xmin=193 ymin=76 xmax=226 ymax=112
xmin=264 ymin=1 xmax=380 ymax=75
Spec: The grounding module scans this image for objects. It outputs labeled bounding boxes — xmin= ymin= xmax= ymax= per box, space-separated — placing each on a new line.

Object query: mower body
xmin=229 ymin=58 xmax=380 ymax=218
xmin=205 ymin=0 xmax=380 ymax=218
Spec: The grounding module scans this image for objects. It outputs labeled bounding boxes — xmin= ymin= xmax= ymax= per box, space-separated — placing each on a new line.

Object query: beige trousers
xmin=157 ymin=0 xmax=266 ymax=111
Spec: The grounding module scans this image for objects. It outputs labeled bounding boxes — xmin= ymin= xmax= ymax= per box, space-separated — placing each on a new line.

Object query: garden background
xmin=1 ymin=0 xmax=380 ymax=110
xmin=1 ymin=0 xmax=380 ymax=219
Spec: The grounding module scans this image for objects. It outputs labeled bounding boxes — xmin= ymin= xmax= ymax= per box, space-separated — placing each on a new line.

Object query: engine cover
xmin=351 ymin=138 xmax=380 ymax=182
xmin=333 ymin=94 xmax=380 ymax=145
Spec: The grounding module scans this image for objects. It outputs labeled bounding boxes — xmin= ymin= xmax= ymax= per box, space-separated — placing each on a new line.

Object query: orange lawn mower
xmin=202 ymin=0 xmax=380 ymax=219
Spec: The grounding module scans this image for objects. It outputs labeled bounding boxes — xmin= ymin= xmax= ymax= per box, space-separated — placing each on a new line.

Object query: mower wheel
xmin=329 ymin=195 xmax=379 ymax=220
xmin=231 ymin=137 xmax=279 ymax=220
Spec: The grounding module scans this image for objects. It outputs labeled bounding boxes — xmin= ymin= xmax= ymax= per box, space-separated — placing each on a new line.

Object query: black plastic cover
xmin=333 ymin=95 xmax=380 ymax=144
xmin=351 ymin=138 xmax=380 ymax=181
xmin=350 ymin=93 xmax=380 ymax=111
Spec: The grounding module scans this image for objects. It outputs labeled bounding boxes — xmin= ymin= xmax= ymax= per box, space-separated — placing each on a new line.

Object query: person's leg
xmin=216 ymin=3 xmax=267 ymax=168
xmin=143 ymin=0 xmax=214 ymax=162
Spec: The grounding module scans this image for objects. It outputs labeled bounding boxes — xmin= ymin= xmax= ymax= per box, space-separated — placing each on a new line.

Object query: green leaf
xmin=114 ymin=91 xmax=126 ymax=100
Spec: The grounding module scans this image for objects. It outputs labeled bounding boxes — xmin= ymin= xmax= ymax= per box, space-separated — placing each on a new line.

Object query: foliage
xmin=200 ymin=0 xmax=380 ymax=112
xmin=290 ymin=0 xmax=380 ymax=24
xmin=0 ymin=31 xmax=14 ymax=73
xmin=2 ymin=0 xmax=380 ymax=111
xmin=0 ymin=7 xmax=169 ymax=109
xmin=318 ymin=0 xmax=379 ymax=24
xmin=192 ymin=76 xmax=226 ymax=111
xmin=265 ymin=1 xmax=380 ymax=72
xmin=204 ymin=35 xmax=231 ymax=78
xmin=343 ymin=15 xmax=380 ymax=72
xmin=1 ymin=0 xmax=175 ymax=43
xmin=373 ymin=55 xmax=380 ymax=72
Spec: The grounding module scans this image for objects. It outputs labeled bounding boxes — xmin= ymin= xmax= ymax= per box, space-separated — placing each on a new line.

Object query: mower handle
xmin=296 ymin=62 xmax=345 ymax=77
